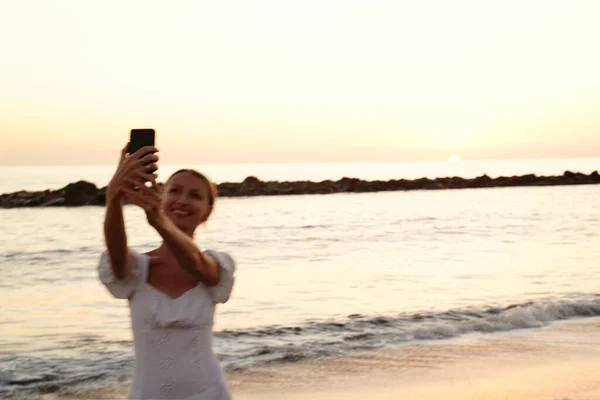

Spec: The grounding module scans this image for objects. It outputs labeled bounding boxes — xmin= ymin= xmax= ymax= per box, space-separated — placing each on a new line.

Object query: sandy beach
xmin=52 ymin=317 xmax=600 ymax=400
xmin=230 ymin=318 xmax=600 ymax=400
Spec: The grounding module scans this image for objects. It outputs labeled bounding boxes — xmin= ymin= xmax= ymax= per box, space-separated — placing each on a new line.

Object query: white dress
xmin=98 ymin=249 xmax=235 ymax=400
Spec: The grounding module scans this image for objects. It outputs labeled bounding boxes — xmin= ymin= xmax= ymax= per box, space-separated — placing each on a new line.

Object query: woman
xmin=98 ymin=144 xmax=235 ymax=400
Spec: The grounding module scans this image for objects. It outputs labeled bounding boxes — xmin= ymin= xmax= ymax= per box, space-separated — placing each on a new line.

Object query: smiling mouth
xmin=171 ymin=209 xmax=192 ymax=217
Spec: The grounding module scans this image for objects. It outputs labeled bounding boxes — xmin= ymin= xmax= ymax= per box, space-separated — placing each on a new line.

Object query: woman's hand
xmin=122 ymin=178 xmax=168 ymax=230
xmin=106 ymin=143 xmax=159 ymax=204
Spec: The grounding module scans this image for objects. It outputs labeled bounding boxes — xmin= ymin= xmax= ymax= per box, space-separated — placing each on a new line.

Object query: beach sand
xmin=57 ymin=318 xmax=600 ymax=400
xmin=231 ymin=318 xmax=600 ymax=400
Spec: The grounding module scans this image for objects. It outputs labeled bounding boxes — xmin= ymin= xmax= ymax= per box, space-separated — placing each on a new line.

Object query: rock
xmin=562 ymin=171 xmax=588 ymax=184
xmin=239 ymin=176 xmax=265 ymax=196
xmin=215 ymin=182 xmax=239 ymax=197
xmin=473 ymin=174 xmax=493 ymax=187
xmin=41 ymin=197 xmax=65 ymax=207
xmin=2 ymin=169 xmax=600 ymax=208
xmin=515 ymin=174 xmax=538 ymax=184
xmin=337 ymin=177 xmax=361 ymax=192
xmin=266 ymin=181 xmax=296 ymax=195
xmin=62 ymin=181 xmax=99 ymax=206
xmin=95 ymin=187 xmax=107 ymax=205
xmin=307 ymin=180 xmax=336 ymax=194
xmin=412 ymin=178 xmax=435 ymax=190
xmin=14 ymin=191 xmax=33 ymax=199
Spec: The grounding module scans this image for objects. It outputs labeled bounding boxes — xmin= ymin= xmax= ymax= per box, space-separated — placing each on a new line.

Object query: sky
xmin=1 ymin=0 xmax=599 ymax=165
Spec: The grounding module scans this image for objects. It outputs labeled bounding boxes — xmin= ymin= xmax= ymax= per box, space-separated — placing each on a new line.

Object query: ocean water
xmin=1 ymin=159 xmax=600 ymax=398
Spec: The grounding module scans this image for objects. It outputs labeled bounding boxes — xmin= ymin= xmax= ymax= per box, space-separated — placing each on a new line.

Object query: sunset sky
xmin=1 ymin=0 xmax=599 ymax=165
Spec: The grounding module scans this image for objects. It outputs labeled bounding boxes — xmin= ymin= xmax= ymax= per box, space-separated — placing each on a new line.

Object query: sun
xmin=447 ymin=155 xmax=461 ymax=162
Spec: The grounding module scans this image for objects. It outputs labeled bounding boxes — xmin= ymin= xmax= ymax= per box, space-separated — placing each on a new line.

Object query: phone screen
xmin=129 ymin=129 xmax=156 ymax=174
xmin=128 ymin=129 xmax=155 ymax=155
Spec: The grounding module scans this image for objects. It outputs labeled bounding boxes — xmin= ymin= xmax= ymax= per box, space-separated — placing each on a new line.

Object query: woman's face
xmin=161 ymin=172 xmax=212 ymax=233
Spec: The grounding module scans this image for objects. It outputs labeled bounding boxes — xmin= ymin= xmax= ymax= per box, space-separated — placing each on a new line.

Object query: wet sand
xmin=56 ymin=318 xmax=600 ymax=400
xmin=231 ymin=318 xmax=600 ymax=400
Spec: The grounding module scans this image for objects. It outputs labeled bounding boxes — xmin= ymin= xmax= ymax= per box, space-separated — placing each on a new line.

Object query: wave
xmin=214 ymin=295 xmax=600 ymax=367
xmin=2 ymin=295 xmax=600 ymax=397
xmin=0 ymin=247 xmax=98 ymax=261
xmin=0 ymin=243 xmax=159 ymax=262
xmin=0 ymin=245 xmax=153 ymax=265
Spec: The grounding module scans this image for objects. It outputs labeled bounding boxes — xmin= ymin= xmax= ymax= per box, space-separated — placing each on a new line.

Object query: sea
xmin=1 ymin=158 xmax=600 ymax=398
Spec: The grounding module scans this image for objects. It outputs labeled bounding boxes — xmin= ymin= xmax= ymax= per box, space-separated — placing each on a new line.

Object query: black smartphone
xmin=128 ymin=129 xmax=157 ymax=174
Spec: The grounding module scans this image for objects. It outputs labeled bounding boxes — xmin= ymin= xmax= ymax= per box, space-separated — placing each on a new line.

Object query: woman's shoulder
xmin=204 ymin=250 xmax=236 ymax=304
xmin=97 ymin=249 xmax=151 ymax=299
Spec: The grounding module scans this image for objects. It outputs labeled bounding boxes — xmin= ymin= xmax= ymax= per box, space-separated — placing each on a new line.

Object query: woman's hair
xmin=165 ymin=169 xmax=218 ymax=206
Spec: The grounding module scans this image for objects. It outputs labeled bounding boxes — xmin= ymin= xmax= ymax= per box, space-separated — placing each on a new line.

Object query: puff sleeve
xmin=97 ymin=250 xmax=146 ymax=299
xmin=204 ymin=250 xmax=236 ymax=304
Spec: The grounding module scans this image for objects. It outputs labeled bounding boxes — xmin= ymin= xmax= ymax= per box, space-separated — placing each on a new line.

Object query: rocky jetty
xmin=1 ymin=171 xmax=599 ymax=208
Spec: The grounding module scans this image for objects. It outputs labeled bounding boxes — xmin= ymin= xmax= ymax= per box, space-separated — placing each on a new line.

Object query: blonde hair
xmin=165 ymin=169 xmax=217 ymax=206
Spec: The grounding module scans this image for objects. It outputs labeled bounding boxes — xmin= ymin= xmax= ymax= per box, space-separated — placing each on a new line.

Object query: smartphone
xmin=128 ymin=129 xmax=156 ymax=174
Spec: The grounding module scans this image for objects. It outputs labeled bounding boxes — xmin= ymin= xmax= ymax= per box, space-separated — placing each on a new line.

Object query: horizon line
xmin=1 ymin=155 xmax=600 ymax=168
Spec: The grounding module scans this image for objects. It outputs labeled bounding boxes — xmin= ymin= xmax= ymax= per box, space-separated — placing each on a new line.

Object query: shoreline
xmin=1 ymin=170 xmax=599 ymax=208
xmin=48 ymin=317 xmax=600 ymax=400
xmin=229 ymin=317 xmax=600 ymax=399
